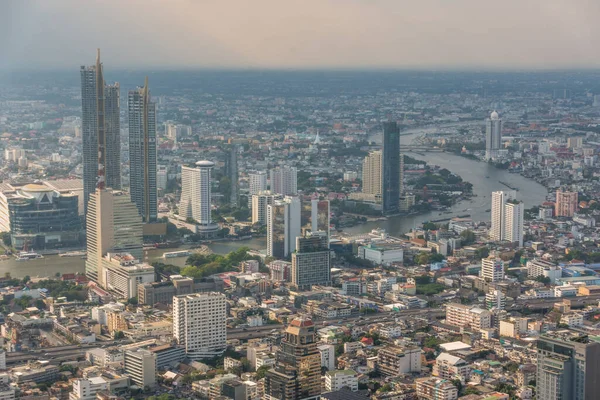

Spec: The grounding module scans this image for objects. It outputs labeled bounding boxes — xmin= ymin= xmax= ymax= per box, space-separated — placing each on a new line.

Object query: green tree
xmin=460 ymin=230 xmax=476 ymax=245
xmin=256 ymin=365 xmax=271 ymax=379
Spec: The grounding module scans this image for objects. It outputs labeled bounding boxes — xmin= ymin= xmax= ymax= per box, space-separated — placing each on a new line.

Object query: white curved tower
xmin=180 ymin=160 xmax=215 ymax=227
xmin=485 ymin=111 xmax=502 ymax=160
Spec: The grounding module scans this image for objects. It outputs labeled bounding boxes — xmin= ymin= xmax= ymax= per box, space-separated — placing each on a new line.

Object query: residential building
xmin=179 ymin=161 xmax=216 ymax=229
xmin=480 ymin=257 xmax=505 ymax=283
xmin=555 ymin=190 xmax=578 ymax=217
xmin=101 ymin=253 xmax=155 ymax=299
xmin=362 ymin=151 xmax=382 ymax=196
xmin=499 ymin=318 xmax=529 ymax=338
xmin=318 ymin=344 xmax=335 ymax=371
xmin=382 ymin=121 xmax=400 ymax=214
xmin=537 ymin=331 xmax=600 ymax=400
xmin=81 ymin=49 xmax=121 ymax=214
xmin=432 ymin=353 xmax=470 ymax=382
xmin=85 ymin=189 xmax=143 ymax=285
xmin=311 ymin=199 xmax=330 ymax=242
xmin=267 ymin=196 xmax=301 ymax=258
xmin=416 ymin=378 xmax=458 ymax=400
xmin=251 ymin=191 xmax=280 ymax=225
xmin=173 ymin=292 xmax=227 ymax=360
xmin=248 ymin=172 xmax=268 ymax=208
xmin=485 ymin=111 xmax=502 ymax=160
xmin=445 ymin=303 xmax=492 ymax=332
xmin=228 ymin=144 xmax=239 ymax=207
xmin=270 ymin=166 xmax=297 ymax=196
xmin=263 ymin=317 xmax=321 ymax=400
xmin=490 ymin=190 xmax=523 ymax=246
xmin=70 ymin=378 xmax=108 ymax=400
xmin=377 ymin=346 xmax=422 ymax=376
xmin=291 ymin=232 xmax=331 ymax=290
xmin=527 ymin=259 xmax=562 ymax=284
xmin=124 ymin=349 xmax=156 ymax=388
xmin=324 ymin=370 xmax=358 ymax=393
xmin=128 ymin=77 xmax=157 ymax=223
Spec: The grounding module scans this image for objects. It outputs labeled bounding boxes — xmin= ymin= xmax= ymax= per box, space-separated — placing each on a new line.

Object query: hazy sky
xmin=3 ymin=0 xmax=600 ymax=70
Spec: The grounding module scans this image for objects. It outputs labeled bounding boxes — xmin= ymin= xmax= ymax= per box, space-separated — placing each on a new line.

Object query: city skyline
xmin=5 ymin=1 xmax=600 ymax=70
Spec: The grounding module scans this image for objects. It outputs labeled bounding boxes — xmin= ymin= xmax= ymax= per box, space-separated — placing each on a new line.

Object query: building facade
xmin=362 ymin=150 xmax=382 ymax=196
xmin=251 ymin=191 xmax=280 ymax=225
xmin=248 ymin=172 xmax=268 ymax=208
xmin=267 ymin=197 xmax=301 ymax=258
xmin=485 ymin=111 xmax=502 ymax=160
xmin=124 ymin=349 xmax=156 ymax=388
xmin=480 ymin=257 xmax=505 ymax=283
xmin=490 ymin=190 xmax=523 ymax=246
xmin=382 ymin=122 xmax=400 ymax=214
xmin=291 ymin=233 xmax=331 ymax=290
xmin=128 ymin=77 xmax=157 ymax=223
xmin=270 ymin=166 xmax=297 ymax=196
xmin=179 ymin=161 xmax=215 ymax=227
xmin=555 ymin=190 xmax=578 ymax=217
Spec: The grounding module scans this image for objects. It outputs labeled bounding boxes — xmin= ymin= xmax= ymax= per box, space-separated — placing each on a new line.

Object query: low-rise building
xmin=377 ymin=346 xmax=422 ymax=376
xmin=416 ymin=378 xmax=458 ymax=400
xmin=324 ymin=369 xmax=358 ymax=392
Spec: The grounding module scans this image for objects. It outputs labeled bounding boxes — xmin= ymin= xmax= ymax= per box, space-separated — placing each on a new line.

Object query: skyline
xmin=4 ymin=0 xmax=600 ymax=71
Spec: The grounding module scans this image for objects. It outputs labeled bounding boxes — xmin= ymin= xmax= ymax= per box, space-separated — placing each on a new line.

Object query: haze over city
xmin=4 ymin=0 xmax=600 ymax=70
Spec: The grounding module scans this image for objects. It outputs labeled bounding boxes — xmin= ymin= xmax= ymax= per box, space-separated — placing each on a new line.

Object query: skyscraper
xmin=270 ymin=166 xmax=297 ymax=196
xmin=228 ymin=145 xmax=239 ymax=207
xmin=179 ymin=161 xmax=215 ymax=228
xmin=128 ymin=77 xmax=157 ymax=223
xmin=399 ymin=153 xmax=405 ymax=195
xmin=485 ymin=111 xmax=502 ymax=160
xmin=264 ymin=317 xmax=321 ymax=400
xmin=382 ymin=122 xmax=400 ymax=214
xmin=490 ymin=190 xmax=524 ymax=247
xmin=291 ymin=232 xmax=331 ymax=290
xmin=555 ymin=189 xmax=578 ymax=217
xmin=251 ymin=190 xmax=280 ymax=225
xmin=362 ymin=150 xmax=382 ymax=196
xmin=85 ymin=190 xmax=143 ymax=284
xmin=81 ymin=49 xmax=121 ymax=214
xmin=173 ymin=292 xmax=227 ymax=360
xmin=310 ymin=199 xmax=330 ymax=242
xmin=248 ymin=171 xmax=268 ymax=208
xmin=267 ymin=197 xmax=301 ymax=258
xmin=537 ymin=330 xmax=600 ymax=400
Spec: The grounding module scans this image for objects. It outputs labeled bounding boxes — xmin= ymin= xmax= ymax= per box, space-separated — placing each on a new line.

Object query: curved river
xmin=0 ymin=123 xmax=548 ymax=278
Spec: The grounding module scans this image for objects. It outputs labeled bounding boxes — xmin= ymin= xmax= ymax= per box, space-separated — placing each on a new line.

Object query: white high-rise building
xmin=269 ymin=166 xmax=297 ymax=196
xmin=251 ymin=191 xmax=281 ymax=226
xmin=311 ymin=199 xmax=330 ymax=242
xmin=267 ymin=196 xmax=301 ymax=258
xmin=124 ymin=349 xmax=156 ymax=388
xmin=248 ymin=172 xmax=268 ymax=208
xmin=480 ymin=257 xmax=505 ymax=283
xmin=157 ymin=165 xmax=168 ymax=191
xmin=490 ymin=190 xmax=523 ymax=247
xmin=173 ymin=292 xmax=227 ymax=360
xmin=485 ymin=111 xmax=502 ymax=160
xmin=179 ymin=161 xmax=214 ymax=227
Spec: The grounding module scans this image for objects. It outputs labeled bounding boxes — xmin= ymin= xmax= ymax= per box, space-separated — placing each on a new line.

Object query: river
xmin=1 ymin=122 xmax=547 ymax=278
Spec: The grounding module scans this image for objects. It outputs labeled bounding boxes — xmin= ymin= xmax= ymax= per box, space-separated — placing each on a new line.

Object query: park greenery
xmin=180 ymin=247 xmax=260 ymax=279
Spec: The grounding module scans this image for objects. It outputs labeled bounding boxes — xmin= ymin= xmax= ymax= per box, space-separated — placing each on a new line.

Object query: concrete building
xmin=269 ymin=166 xmax=297 ymax=196
xmin=377 ymin=345 xmax=422 ymax=376
xmin=555 ymin=190 xmax=578 ymax=217
xmin=362 ymin=150 xmax=382 ymax=196
xmin=358 ymin=243 xmax=404 ymax=266
xmin=318 ymin=344 xmax=335 ymax=371
xmin=85 ymin=189 xmax=143 ymax=285
xmin=537 ymin=330 xmax=600 ymax=400
xmin=490 ymin=190 xmax=523 ymax=246
xmin=527 ymin=259 xmax=562 ymax=284
xmin=480 ymin=257 xmax=505 ymax=282
xmin=267 ymin=196 xmax=301 ymax=258
xmin=432 ymin=353 xmax=470 ymax=382
xmin=251 ymin=191 xmax=280 ymax=226
xmin=264 ymin=317 xmax=321 ymax=400
xmin=248 ymin=172 xmax=268 ymax=208
xmin=173 ymin=292 xmax=227 ymax=360
xmin=101 ymin=253 xmax=155 ymax=299
xmin=311 ymin=199 xmax=330 ymax=242
xmin=157 ymin=165 xmax=168 ymax=191
xmin=416 ymin=378 xmax=458 ymax=400
xmin=382 ymin=121 xmax=400 ymax=214
xmin=485 ymin=111 xmax=502 ymax=160
xmin=291 ymin=232 xmax=331 ymax=290
xmin=81 ymin=49 xmax=121 ymax=214
xmin=70 ymin=377 xmax=108 ymax=400
xmin=179 ymin=161 xmax=217 ymax=230
xmin=128 ymin=77 xmax=157 ymax=223
xmin=324 ymin=370 xmax=358 ymax=393
xmin=445 ymin=303 xmax=492 ymax=332
xmin=124 ymin=349 xmax=156 ymax=388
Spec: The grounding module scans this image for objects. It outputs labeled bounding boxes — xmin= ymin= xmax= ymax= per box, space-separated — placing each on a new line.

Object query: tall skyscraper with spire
xmin=128 ymin=77 xmax=157 ymax=223
xmin=80 ymin=49 xmax=121 ymax=214
xmin=382 ymin=121 xmax=400 ymax=214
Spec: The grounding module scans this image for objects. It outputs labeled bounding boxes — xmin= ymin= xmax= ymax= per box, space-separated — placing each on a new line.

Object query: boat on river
xmin=15 ymin=251 xmax=43 ymax=261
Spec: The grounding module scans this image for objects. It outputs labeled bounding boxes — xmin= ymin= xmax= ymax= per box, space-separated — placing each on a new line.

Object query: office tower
xmin=362 ymin=151 xmax=382 ymax=195
xmin=81 ymin=49 xmax=121 ymax=214
xmin=173 ymin=292 xmax=227 ymax=360
xmin=264 ymin=317 xmax=321 ymax=400
xmin=504 ymin=200 xmax=524 ymax=247
xmin=251 ymin=191 xmax=280 ymax=225
xmin=179 ymin=161 xmax=215 ymax=227
xmin=157 ymin=165 xmax=168 ymax=191
xmin=490 ymin=190 xmax=524 ymax=246
xmin=128 ymin=77 xmax=157 ymax=223
xmin=124 ymin=349 xmax=157 ymax=388
xmin=85 ymin=190 xmax=143 ymax=284
xmin=310 ymin=199 xmax=330 ymax=242
xmin=382 ymin=121 xmax=400 ymax=214
xmin=480 ymin=257 xmax=505 ymax=282
xmin=248 ymin=172 xmax=268 ymax=208
xmin=399 ymin=153 xmax=405 ymax=195
xmin=537 ymin=330 xmax=600 ymax=400
xmin=555 ymin=189 xmax=578 ymax=217
xmin=270 ymin=166 xmax=297 ymax=196
xmin=267 ymin=197 xmax=301 ymax=258
xmin=291 ymin=232 xmax=331 ymax=290
xmin=485 ymin=111 xmax=502 ymax=160
xmin=228 ymin=145 xmax=239 ymax=207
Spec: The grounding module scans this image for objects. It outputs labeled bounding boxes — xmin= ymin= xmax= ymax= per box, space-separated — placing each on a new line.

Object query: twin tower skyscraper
xmin=80 ymin=49 xmax=157 ymax=222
